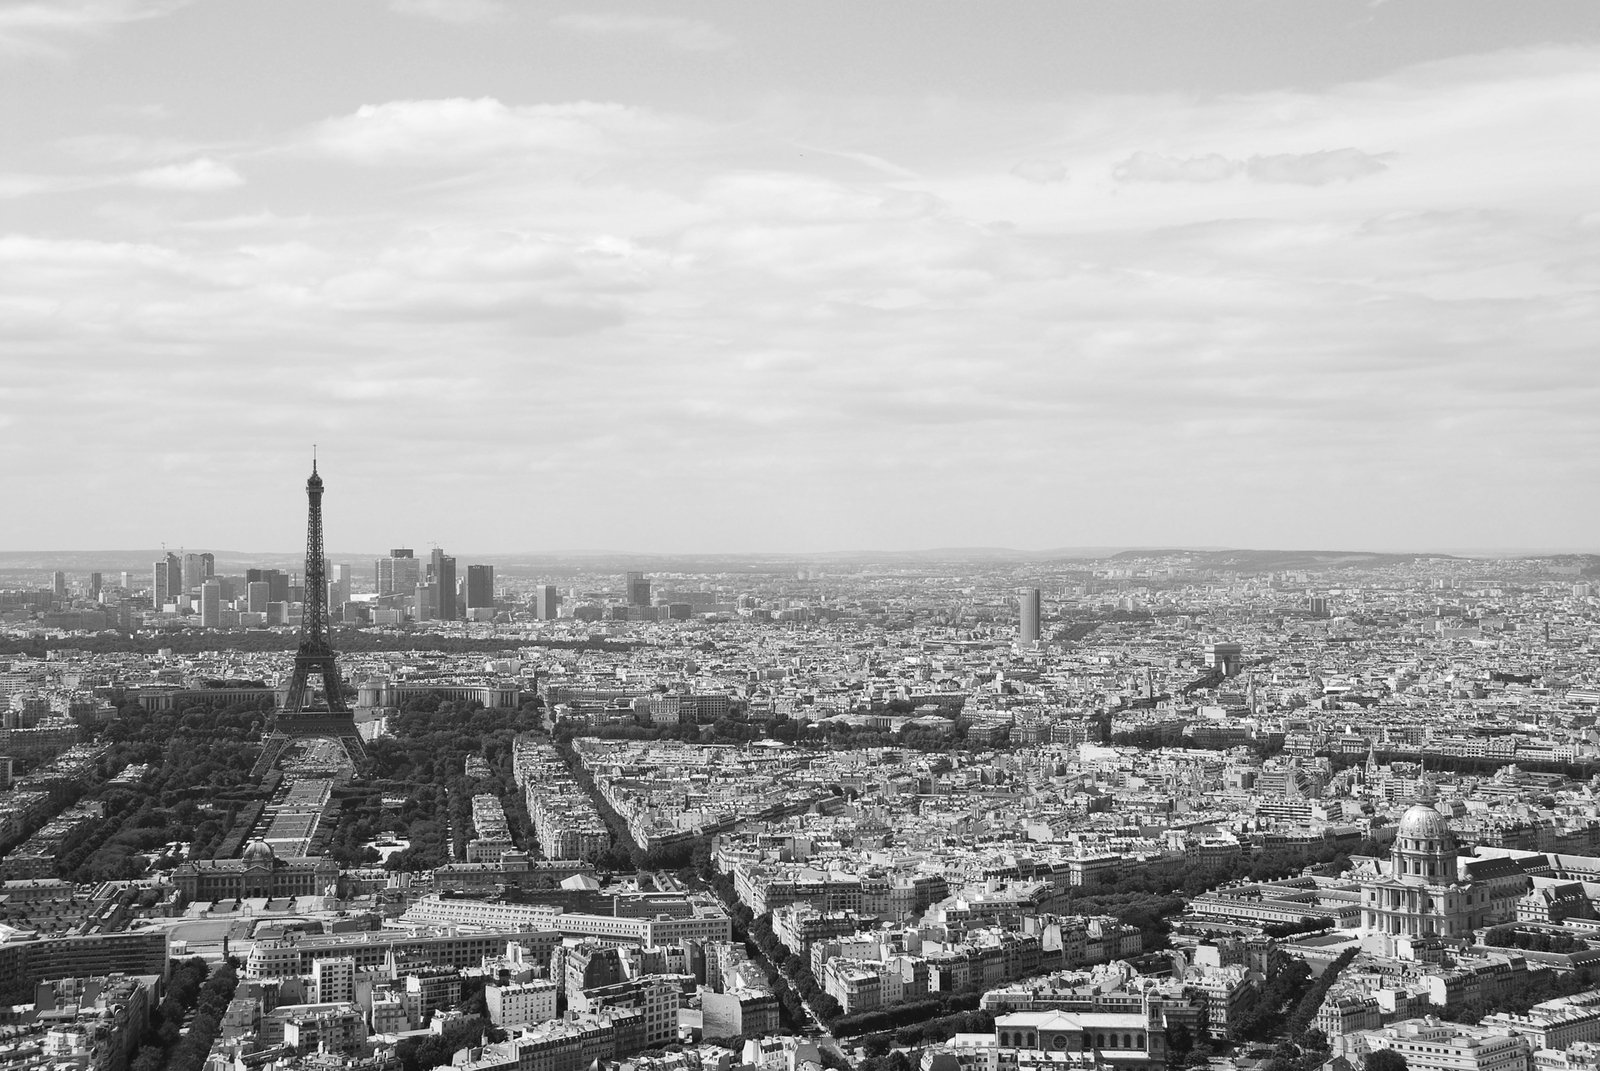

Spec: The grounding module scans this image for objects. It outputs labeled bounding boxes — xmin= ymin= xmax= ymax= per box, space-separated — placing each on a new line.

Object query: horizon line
xmin=3 ymin=544 xmax=1599 ymax=561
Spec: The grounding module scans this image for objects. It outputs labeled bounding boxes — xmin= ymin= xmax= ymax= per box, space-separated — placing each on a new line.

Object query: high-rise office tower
xmin=535 ymin=585 xmax=559 ymax=620
xmin=51 ymin=571 xmax=66 ymax=598
xmin=1019 ymin=588 xmax=1041 ymax=644
xmin=246 ymin=581 xmax=270 ymax=613
xmin=328 ymin=564 xmax=350 ymax=612
xmin=247 ymin=568 xmax=290 ymax=604
xmin=152 ymin=560 xmax=171 ymax=609
xmin=119 ymin=571 xmax=131 ymax=590
xmin=414 ymin=583 xmax=434 ymax=621
xmin=466 ymin=565 xmax=495 ymax=610
xmin=376 ymin=549 xmax=418 ymax=596
xmin=430 ymin=549 xmax=458 ymax=620
xmin=182 ymin=553 xmax=209 ymax=593
xmin=200 ymin=580 xmax=221 ymax=627
xmin=163 ymin=552 xmax=181 ymax=601
xmin=624 ymin=571 xmax=651 ymax=608
xmin=88 ymin=573 xmax=102 ymax=601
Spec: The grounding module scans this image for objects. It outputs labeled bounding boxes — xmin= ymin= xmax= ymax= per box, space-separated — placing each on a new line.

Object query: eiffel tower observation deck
xmin=252 ymin=458 xmax=367 ymax=777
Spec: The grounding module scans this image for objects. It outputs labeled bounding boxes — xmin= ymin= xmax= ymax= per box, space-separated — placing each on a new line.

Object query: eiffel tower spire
xmin=283 ymin=455 xmax=346 ymax=714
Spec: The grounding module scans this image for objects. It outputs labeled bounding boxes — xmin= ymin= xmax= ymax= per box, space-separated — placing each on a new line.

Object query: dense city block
xmin=3 ymin=522 xmax=1600 ymax=1071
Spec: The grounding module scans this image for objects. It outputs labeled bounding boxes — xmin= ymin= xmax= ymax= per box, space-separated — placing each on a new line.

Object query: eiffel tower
xmin=252 ymin=458 xmax=367 ymax=777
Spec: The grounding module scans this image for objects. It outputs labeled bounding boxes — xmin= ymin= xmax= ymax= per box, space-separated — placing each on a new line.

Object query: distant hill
xmin=1106 ymin=548 xmax=1459 ymax=571
xmin=3 ymin=546 xmax=1596 ymax=578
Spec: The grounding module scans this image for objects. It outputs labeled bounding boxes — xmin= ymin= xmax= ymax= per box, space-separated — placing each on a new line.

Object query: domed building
xmin=173 ymin=838 xmax=338 ymax=903
xmin=1359 ymin=778 xmax=1492 ymax=955
xmin=241 ymin=838 xmax=276 ymax=867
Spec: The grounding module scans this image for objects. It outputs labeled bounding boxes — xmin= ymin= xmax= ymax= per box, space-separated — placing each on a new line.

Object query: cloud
xmin=111 ymin=102 xmax=171 ymax=121
xmin=1011 ymin=159 xmax=1068 ymax=184
xmin=1113 ymin=148 xmax=1389 ymax=186
xmin=551 ymin=11 xmax=733 ymax=52
xmin=131 ymin=157 xmax=244 ymax=191
xmin=1245 ymin=148 xmax=1390 ymax=185
xmin=8 ymin=45 xmax=1600 ymax=552
xmin=307 ymin=97 xmax=682 ymax=166
xmin=58 ymin=132 xmax=214 ymax=164
xmin=0 ymin=172 xmax=102 ymax=198
xmin=388 ymin=0 xmax=507 ymax=25
xmin=1113 ymin=152 xmax=1241 ymax=184
xmin=0 ymin=0 xmax=190 ymax=56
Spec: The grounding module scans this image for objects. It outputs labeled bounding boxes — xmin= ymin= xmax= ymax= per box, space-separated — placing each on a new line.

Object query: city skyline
xmin=4 ymin=2 xmax=1600 ymax=553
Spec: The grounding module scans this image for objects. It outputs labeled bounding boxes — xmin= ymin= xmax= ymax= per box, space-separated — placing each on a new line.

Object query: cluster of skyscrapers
xmin=372 ymin=547 xmax=497 ymax=622
xmin=134 ymin=544 xmax=499 ymax=628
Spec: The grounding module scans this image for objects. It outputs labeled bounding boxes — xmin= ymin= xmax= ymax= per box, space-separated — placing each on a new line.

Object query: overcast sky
xmin=4 ymin=0 xmax=1599 ymax=555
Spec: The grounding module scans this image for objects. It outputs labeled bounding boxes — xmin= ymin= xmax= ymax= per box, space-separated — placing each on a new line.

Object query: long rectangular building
xmin=0 ymin=929 xmax=170 ymax=988
xmin=400 ymin=895 xmax=732 ymax=946
xmin=245 ymin=927 xmax=562 ymax=978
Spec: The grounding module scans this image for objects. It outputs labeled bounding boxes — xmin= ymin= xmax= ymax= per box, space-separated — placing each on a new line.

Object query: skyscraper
xmin=163 ymin=552 xmax=181 ymax=601
xmin=182 ymin=552 xmax=213 ymax=593
xmin=430 ymin=549 xmax=458 ymax=621
xmin=51 ymin=571 xmax=66 ymax=598
xmin=200 ymin=580 xmax=221 ymax=627
xmin=624 ymin=571 xmax=651 ymax=608
xmin=466 ymin=565 xmax=495 ymax=610
xmin=246 ymin=581 xmax=270 ymax=614
xmin=247 ymin=568 xmax=290 ymax=605
xmin=535 ymin=586 xmax=559 ymax=620
xmin=1019 ymin=588 xmax=1041 ymax=644
xmin=376 ymin=549 xmax=418 ymax=596
xmin=152 ymin=559 xmax=171 ymax=609
xmin=88 ymin=573 xmax=102 ymax=601
xmin=326 ymin=562 xmax=351 ymax=612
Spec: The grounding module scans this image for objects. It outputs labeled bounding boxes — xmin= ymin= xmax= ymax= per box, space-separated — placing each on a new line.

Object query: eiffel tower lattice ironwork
xmin=252 ymin=458 xmax=366 ymax=777
xmin=284 ymin=459 xmax=345 ymax=715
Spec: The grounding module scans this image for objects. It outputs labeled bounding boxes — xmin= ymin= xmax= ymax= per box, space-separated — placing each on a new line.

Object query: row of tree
xmin=58 ymin=693 xmax=276 ymax=881
xmin=1482 ymin=925 xmax=1590 ymax=954
xmin=1435 ymin=965 xmax=1592 ymax=1025
xmin=128 ymin=957 xmax=238 ymax=1071
xmin=396 ymin=1015 xmax=506 ymax=1071
xmin=347 ymin=694 xmax=541 ymax=871
xmin=838 ymin=999 xmax=989 ymax=1042
xmin=699 ymin=864 xmax=830 ymax=1032
xmin=0 ymin=632 xmax=639 ymax=657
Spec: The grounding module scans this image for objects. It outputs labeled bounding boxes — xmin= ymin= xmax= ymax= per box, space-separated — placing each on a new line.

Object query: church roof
xmin=1398 ymin=801 xmax=1451 ymax=841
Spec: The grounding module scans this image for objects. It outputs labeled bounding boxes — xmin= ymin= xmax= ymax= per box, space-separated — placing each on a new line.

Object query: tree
xmin=1364 ymin=1050 xmax=1408 ymax=1071
xmin=1165 ymin=1023 xmax=1199 ymax=1071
